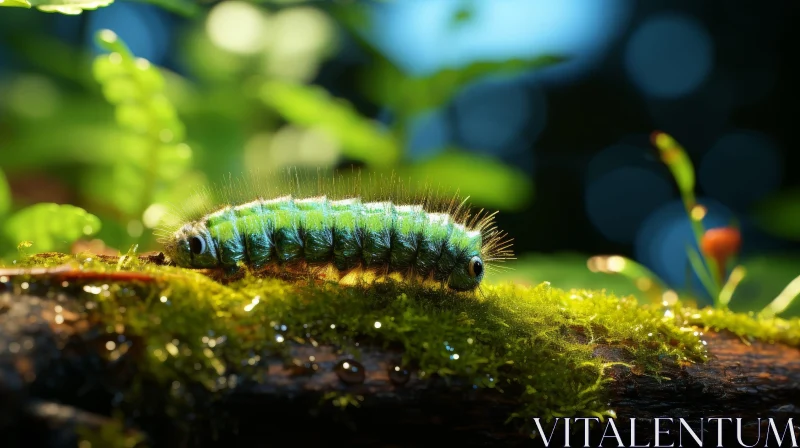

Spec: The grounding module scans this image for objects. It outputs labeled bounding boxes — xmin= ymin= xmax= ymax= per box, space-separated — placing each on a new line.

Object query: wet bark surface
xmin=1 ymin=282 xmax=799 ymax=447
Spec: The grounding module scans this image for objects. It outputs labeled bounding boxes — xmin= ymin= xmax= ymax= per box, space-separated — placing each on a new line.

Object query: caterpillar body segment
xmin=165 ymin=195 xmax=494 ymax=291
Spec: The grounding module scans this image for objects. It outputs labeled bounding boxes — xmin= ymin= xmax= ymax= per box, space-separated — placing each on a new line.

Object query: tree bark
xmin=1 ymin=286 xmax=799 ymax=447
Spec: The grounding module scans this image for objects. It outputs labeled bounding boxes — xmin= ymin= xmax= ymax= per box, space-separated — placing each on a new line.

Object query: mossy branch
xmin=1 ymin=253 xmax=799 ymax=445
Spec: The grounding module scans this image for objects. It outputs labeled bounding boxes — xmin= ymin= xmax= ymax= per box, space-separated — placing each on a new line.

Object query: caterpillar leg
xmin=307 ymin=263 xmax=340 ymax=284
xmin=338 ymin=266 xmax=367 ymax=287
xmin=338 ymin=266 xmax=395 ymax=288
xmin=385 ymin=272 xmax=405 ymax=283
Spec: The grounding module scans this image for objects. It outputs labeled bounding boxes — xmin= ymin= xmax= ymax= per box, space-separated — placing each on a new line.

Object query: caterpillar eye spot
xmin=468 ymin=256 xmax=483 ymax=278
xmin=189 ymin=236 xmax=206 ymax=255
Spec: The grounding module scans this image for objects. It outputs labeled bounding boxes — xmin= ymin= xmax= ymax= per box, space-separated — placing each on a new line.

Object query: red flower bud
xmin=701 ymin=227 xmax=741 ymax=281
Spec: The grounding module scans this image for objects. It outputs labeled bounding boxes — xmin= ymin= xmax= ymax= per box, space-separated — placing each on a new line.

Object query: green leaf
xmin=490 ymin=253 xmax=650 ymax=299
xmin=0 ymin=0 xmax=32 ymax=7
xmin=451 ymin=4 xmax=474 ymax=26
xmin=335 ymin=8 xmax=565 ymax=116
xmin=0 ymin=168 xmax=10 ymax=217
xmin=651 ymin=132 xmax=695 ymax=197
xmin=1 ymin=0 xmax=115 ymax=14
xmin=686 ymin=245 xmax=718 ymax=303
xmin=0 ymin=34 xmax=96 ymax=87
xmin=585 ymin=254 xmax=669 ymax=304
xmin=3 ymin=203 xmax=101 ymax=253
xmin=728 ymin=255 xmax=800 ymax=316
xmin=127 ymin=0 xmax=200 ymax=17
xmin=361 ymin=55 xmax=567 ymax=116
xmin=89 ymin=29 xmax=193 ymax=223
xmin=753 ymin=188 xmax=800 ymax=241
xmin=718 ymin=266 xmax=746 ymax=309
xmin=395 ymin=151 xmax=533 ymax=211
xmin=260 ymin=79 xmax=399 ymax=166
xmin=760 ymin=274 xmax=800 ymax=318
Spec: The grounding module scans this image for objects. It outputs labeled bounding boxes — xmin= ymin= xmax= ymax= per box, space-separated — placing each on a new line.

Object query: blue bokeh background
xmin=0 ymin=0 xmax=796 ymax=306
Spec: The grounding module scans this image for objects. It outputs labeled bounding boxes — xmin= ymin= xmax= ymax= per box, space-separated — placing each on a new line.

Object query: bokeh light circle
xmin=452 ymin=77 xmax=540 ymax=155
xmin=206 ymin=1 xmax=269 ymax=55
xmin=635 ymin=198 xmax=734 ymax=296
xmin=698 ymin=131 xmax=782 ymax=209
xmin=585 ymin=166 xmax=674 ymax=244
xmin=624 ymin=13 xmax=713 ymax=98
xmin=363 ymin=0 xmax=632 ymax=82
xmin=586 ymin=144 xmax=659 ymax=183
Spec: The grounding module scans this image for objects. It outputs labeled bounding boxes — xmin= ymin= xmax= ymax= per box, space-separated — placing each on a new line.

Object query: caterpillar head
xmin=447 ymin=253 xmax=485 ymax=291
xmin=443 ymin=211 xmax=513 ymax=291
xmin=164 ymin=222 xmax=219 ymax=269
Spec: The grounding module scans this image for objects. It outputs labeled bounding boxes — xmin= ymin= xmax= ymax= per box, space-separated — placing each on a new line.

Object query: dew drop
xmin=289 ymin=359 xmax=319 ymax=376
xmin=389 ymin=365 xmax=410 ymax=386
xmin=334 ymin=359 xmax=365 ymax=384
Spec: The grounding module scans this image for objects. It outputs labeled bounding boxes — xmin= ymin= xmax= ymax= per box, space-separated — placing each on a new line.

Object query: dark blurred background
xmin=1 ymin=0 xmax=798 ymax=313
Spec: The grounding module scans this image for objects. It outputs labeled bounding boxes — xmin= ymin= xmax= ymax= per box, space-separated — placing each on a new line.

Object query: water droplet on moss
xmin=389 ymin=365 xmax=410 ymax=385
xmin=334 ymin=359 xmax=365 ymax=384
xmin=289 ymin=359 xmax=319 ymax=376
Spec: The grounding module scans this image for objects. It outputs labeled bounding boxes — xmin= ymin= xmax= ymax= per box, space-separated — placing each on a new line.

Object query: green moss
xmin=672 ymin=303 xmax=800 ymax=347
xmin=3 ymin=251 xmax=799 ymax=436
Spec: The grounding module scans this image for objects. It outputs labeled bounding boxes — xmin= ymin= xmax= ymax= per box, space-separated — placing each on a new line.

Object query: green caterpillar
xmin=159 ymin=172 xmax=512 ymax=291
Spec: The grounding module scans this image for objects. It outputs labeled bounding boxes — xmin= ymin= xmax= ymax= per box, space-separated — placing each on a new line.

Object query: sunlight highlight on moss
xmin=4 ymin=252 xmax=799 ymax=436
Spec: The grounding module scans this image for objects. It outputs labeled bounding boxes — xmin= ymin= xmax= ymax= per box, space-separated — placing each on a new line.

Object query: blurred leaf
xmin=127 ymin=0 xmax=200 ymax=17
xmin=361 ymin=55 xmax=566 ymax=117
xmin=451 ymin=2 xmax=474 ymax=26
xmin=651 ymin=131 xmax=719 ymax=296
xmin=0 ymin=168 xmax=10 ymax=217
xmin=0 ymin=0 xmax=32 ymax=7
xmin=586 ymin=255 xmax=669 ymax=304
xmin=361 ymin=150 xmax=532 ymax=211
xmin=651 ymin=131 xmax=695 ymax=198
xmin=177 ymin=28 xmax=247 ymax=84
xmin=3 ymin=203 xmax=101 ymax=253
xmin=1 ymin=122 xmax=139 ymax=169
xmin=753 ymin=187 xmax=800 ymax=241
xmin=330 ymin=1 xmax=372 ymax=31
xmin=259 ymin=79 xmax=398 ymax=166
xmin=686 ymin=244 xmax=718 ymax=302
xmin=488 ymin=253 xmax=646 ymax=299
xmin=760 ymin=274 xmax=800 ymax=318
xmin=3 ymin=34 xmax=96 ymax=87
xmin=718 ymin=265 xmax=746 ymax=309
xmin=90 ymin=29 xmax=193 ymax=222
xmin=335 ymin=3 xmax=565 ymax=115
xmin=0 ymin=0 xmax=114 ymax=14
xmin=730 ymin=255 xmax=800 ymax=317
